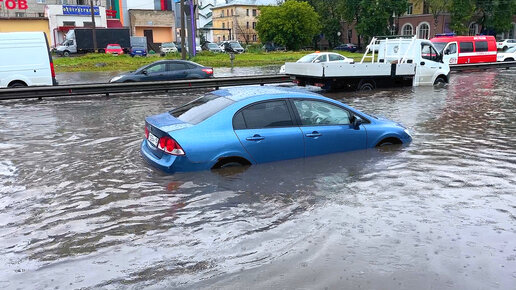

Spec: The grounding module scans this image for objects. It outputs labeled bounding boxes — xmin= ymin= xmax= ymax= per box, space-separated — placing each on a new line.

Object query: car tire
xmin=434 ymin=77 xmax=447 ymax=86
xmin=357 ymin=80 xmax=376 ymax=91
xmin=212 ymin=157 xmax=251 ymax=169
xmin=63 ymin=50 xmax=70 ymax=57
xmin=504 ymin=58 xmax=514 ymax=61
xmin=503 ymin=46 xmax=508 ymax=51
xmin=376 ymin=137 xmax=402 ymax=147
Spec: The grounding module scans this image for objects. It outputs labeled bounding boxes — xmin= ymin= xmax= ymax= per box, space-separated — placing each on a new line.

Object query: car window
xmin=297 ymin=54 xmax=318 ymax=63
xmin=315 ymin=55 xmax=328 ymax=62
xmin=168 ymin=63 xmax=187 ymax=71
xmin=235 ymin=101 xmax=293 ymax=129
xmin=421 ymin=44 xmax=439 ymax=61
xmin=146 ymin=63 xmax=166 ymax=74
xmin=293 ymin=100 xmax=351 ymax=126
xmin=506 ymin=47 xmax=516 ymax=53
xmin=447 ymin=43 xmax=457 ymax=54
xmin=329 ymin=54 xmax=345 ymax=61
xmin=170 ymin=94 xmax=234 ymax=125
xmin=475 ymin=41 xmax=488 ymax=52
xmin=459 ymin=42 xmax=474 ymax=53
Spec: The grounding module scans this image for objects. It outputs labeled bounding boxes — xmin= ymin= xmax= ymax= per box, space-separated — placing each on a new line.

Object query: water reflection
xmin=1 ymin=69 xmax=515 ymax=289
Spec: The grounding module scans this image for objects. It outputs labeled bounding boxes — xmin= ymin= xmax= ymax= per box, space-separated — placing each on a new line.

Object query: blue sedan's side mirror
xmin=353 ymin=117 xmax=363 ymax=129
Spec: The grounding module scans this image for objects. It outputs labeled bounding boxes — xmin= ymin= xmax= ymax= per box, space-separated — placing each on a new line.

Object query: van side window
xmin=475 ymin=41 xmax=488 ymax=52
xmin=448 ymin=43 xmax=457 ymax=54
xmin=460 ymin=42 xmax=474 ymax=53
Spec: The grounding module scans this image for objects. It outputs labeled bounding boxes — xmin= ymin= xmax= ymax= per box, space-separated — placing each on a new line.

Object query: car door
xmin=291 ymin=99 xmax=367 ymax=157
xmin=166 ymin=62 xmax=188 ymax=80
xmin=233 ymin=100 xmax=304 ymax=164
xmin=142 ymin=63 xmax=167 ymax=81
xmin=442 ymin=42 xmax=458 ymax=64
xmin=418 ymin=43 xmax=441 ymax=85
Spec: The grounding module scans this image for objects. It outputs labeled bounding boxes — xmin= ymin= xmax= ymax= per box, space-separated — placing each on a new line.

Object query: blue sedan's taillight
xmin=158 ymin=136 xmax=185 ymax=155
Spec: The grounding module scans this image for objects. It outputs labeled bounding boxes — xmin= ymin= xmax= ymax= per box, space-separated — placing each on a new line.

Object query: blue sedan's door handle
xmin=305 ymin=131 xmax=322 ymax=138
xmin=246 ymin=134 xmax=265 ymax=141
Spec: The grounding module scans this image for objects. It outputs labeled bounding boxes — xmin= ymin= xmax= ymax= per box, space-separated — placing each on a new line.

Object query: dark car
xmin=263 ymin=42 xmax=286 ymax=52
xmin=109 ymin=60 xmax=213 ymax=83
xmin=221 ymin=41 xmax=245 ymax=53
xmin=334 ymin=43 xmax=358 ymax=52
xmin=202 ymin=42 xmax=222 ymax=53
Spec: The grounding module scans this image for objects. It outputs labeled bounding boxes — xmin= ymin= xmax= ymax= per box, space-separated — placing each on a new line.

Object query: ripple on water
xmin=1 ymin=70 xmax=516 ymax=289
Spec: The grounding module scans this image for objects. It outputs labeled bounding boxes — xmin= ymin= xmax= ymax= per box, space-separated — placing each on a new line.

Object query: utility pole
xmin=90 ymin=0 xmax=98 ymax=52
xmin=180 ymin=0 xmax=186 ymax=60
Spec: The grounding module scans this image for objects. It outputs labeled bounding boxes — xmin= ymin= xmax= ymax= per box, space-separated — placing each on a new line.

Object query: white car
xmin=496 ymin=39 xmax=516 ymax=51
xmin=160 ymin=42 xmax=178 ymax=53
xmin=497 ymin=46 xmax=516 ymax=61
xmin=280 ymin=52 xmax=354 ymax=73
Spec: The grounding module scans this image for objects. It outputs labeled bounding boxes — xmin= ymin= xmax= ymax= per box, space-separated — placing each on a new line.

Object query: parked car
xmin=130 ymin=36 xmax=147 ymax=57
xmin=221 ymin=41 xmax=245 ymax=53
xmin=497 ymin=46 xmax=516 ymax=61
xmin=334 ymin=43 xmax=358 ymax=52
xmin=130 ymin=47 xmax=147 ymax=57
xmin=105 ymin=43 xmax=124 ymax=55
xmin=202 ymin=42 xmax=222 ymax=53
xmin=109 ymin=60 xmax=213 ymax=83
xmin=0 ymin=32 xmax=58 ymax=88
xmin=279 ymin=52 xmax=354 ymax=73
xmin=161 ymin=42 xmax=178 ymax=53
xmin=496 ymin=39 xmax=516 ymax=51
xmin=140 ymin=86 xmax=412 ymax=173
xmin=263 ymin=42 xmax=286 ymax=52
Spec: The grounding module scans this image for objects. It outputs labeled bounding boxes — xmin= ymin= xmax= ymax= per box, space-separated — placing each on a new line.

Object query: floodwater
xmin=55 ymin=66 xmax=281 ymax=85
xmin=1 ymin=69 xmax=515 ymax=289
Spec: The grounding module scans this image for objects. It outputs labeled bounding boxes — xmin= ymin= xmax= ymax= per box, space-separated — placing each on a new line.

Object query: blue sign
xmin=62 ymin=5 xmax=100 ymax=16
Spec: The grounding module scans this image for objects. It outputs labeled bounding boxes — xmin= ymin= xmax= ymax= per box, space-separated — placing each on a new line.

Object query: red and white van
xmin=430 ymin=34 xmax=497 ymax=65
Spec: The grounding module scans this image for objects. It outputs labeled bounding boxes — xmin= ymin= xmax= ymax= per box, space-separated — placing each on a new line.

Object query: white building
xmin=46 ymin=4 xmax=107 ymax=47
xmin=198 ymin=0 xmax=215 ymax=42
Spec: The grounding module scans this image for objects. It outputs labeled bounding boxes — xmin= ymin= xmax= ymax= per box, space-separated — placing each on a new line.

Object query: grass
xmin=53 ymin=51 xmax=365 ymax=72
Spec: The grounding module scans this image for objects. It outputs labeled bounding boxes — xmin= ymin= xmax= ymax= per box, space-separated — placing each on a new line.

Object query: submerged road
xmin=0 ymin=69 xmax=515 ymax=289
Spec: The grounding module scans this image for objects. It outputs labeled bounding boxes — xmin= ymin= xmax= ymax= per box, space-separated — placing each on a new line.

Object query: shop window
xmin=15 ymin=12 xmax=26 ymax=17
xmin=63 ymin=21 xmax=76 ymax=26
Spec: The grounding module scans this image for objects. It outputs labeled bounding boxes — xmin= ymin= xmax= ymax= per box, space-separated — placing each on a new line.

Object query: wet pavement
xmin=1 ymin=69 xmax=515 ymax=289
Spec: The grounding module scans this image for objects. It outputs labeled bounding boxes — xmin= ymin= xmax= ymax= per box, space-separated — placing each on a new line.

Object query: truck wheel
xmin=434 ymin=77 xmax=447 ymax=86
xmin=357 ymin=80 xmax=375 ymax=91
xmin=63 ymin=50 xmax=70 ymax=57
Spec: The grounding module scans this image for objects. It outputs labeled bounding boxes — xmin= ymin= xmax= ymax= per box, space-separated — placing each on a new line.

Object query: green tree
xmin=306 ymin=0 xmax=342 ymax=48
xmin=475 ymin=0 xmax=516 ymax=34
xmin=256 ymin=1 xmax=321 ymax=50
xmin=427 ymin=0 xmax=451 ymax=35
xmin=449 ymin=0 xmax=476 ymax=35
xmin=338 ymin=0 xmax=408 ymax=45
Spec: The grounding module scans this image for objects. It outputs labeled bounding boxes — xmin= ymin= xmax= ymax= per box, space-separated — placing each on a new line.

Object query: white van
xmin=0 ymin=32 xmax=57 ymax=88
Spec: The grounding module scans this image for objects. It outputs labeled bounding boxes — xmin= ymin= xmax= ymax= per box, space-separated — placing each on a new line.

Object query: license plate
xmin=148 ymin=132 xmax=159 ymax=147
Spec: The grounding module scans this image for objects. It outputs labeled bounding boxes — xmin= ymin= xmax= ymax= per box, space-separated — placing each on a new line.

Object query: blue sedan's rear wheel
xmin=212 ymin=157 xmax=251 ymax=169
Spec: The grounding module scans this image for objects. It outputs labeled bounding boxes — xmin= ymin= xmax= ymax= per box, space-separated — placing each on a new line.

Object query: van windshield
xmin=433 ymin=42 xmax=447 ymax=52
xmin=170 ymin=94 xmax=234 ymax=125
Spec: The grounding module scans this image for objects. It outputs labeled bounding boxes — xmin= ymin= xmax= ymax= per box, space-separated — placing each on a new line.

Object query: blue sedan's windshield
xmin=170 ymin=94 xmax=234 ymax=124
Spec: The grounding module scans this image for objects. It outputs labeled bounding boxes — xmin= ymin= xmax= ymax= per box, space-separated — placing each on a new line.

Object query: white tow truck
xmin=285 ymin=36 xmax=450 ymax=91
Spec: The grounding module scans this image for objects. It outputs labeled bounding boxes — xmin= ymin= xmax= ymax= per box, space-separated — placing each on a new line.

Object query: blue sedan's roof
xmin=212 ymin=85 xmax=320 ymax=102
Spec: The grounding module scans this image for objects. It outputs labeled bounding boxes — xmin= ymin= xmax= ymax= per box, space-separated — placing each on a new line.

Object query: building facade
xmin=129 ymin=8 xmax=175 ymax=50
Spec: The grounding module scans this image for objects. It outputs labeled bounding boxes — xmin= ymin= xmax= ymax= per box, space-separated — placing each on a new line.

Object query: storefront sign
xmin=0 ymin=0 xmax=28 ymax=10
xmin=62 ymin=5 xmax=100 ymax=16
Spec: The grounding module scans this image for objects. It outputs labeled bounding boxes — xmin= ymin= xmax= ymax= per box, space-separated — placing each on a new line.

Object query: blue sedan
xmin=141 ymin=86 xmax=412 ymax=173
